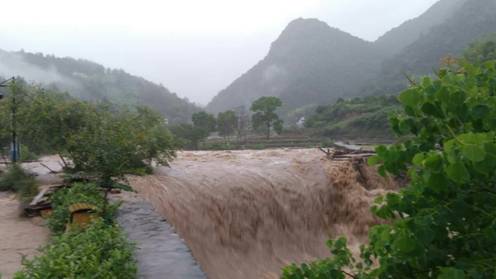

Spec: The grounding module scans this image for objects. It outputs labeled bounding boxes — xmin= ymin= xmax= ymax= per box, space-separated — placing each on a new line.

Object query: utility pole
xmin=0 ymin=77 xmax=20 ymax=163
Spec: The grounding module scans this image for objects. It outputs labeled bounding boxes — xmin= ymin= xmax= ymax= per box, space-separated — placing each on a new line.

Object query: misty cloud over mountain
xmin=0 ymin=50 xmax=199 ymax=123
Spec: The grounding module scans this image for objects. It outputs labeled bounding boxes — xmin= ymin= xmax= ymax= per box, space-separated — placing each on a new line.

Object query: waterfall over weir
xmin=129 ymin=149 xmax=397 ymax=279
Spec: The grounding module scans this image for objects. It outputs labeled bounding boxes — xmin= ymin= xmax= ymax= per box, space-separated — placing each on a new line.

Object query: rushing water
xmin=129 ymin=149 xmax=397 ymax=279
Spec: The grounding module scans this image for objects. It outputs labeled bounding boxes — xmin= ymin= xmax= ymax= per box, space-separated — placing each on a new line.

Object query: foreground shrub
xmin=48 ymin=183 xmax=118 ymax=234
xmin=0 ymin=164 xmax=38 ymax=201
xmin=14 ymin=220 xmax=136 ymax=279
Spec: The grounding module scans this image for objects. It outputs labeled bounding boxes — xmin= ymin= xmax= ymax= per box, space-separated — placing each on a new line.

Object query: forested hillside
xmin=207 ymin=18 xmax=384 ymax=114
xmin=304 ymin=96 xmax=399 ymax=140
xmin=0 ymin=50 xmax=199 ymax=123
xmin=375 ymin=0 xmax=467 ymax=55
xmin=370 ymin=0 xmax=496 ymax=95
xmin=207 ymin=0 xmax=496 ymax=121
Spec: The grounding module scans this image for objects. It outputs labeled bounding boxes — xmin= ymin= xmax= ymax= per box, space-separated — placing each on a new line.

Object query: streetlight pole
xmin=0 ymin=77 xmax=19 ymax=163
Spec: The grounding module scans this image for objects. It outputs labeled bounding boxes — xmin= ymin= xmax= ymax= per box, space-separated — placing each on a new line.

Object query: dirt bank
xmin=0 ymin=192 xmax=49 ymax=278
xmin=129 ymin=149 xmax=397 ymax=279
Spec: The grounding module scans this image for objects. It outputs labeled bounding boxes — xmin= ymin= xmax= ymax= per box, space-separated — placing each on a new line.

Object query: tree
xmin=64 ymin=104 xmax=176 ymax=210
xmin=169 ymin=123 xmax=207 ymax=150
xmin=250 ymin=96 xmax=283 ymax=139
xmin=16 ymin=87 xmax=96 ymax=164
xmin=217 ymin=110 xmax=237 ymax=141
xmin=129 ymin=106 xmax=176 ymax=167
xmin=234 ymin=105 xmax=250 ymax=141
xmin=192 ymin=111 xmax=216 ymax=135
xmin=283 ymin=59 xmax=496 ymax=278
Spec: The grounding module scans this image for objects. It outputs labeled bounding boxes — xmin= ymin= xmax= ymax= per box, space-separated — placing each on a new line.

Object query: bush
xmin=0 ymin=164 xmax=38 ymax=201
xmin=48 ymin=183 xmax=118 ymax=234
xmin=14 ymin=220 xmax=136 ymax=279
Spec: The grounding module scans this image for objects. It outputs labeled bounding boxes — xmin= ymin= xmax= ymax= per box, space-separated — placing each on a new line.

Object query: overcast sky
xmin=0 ymin=0 xmax=438 ymax=105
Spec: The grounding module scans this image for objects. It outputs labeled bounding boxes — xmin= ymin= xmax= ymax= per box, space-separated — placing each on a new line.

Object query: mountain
xmin=0 ymin=50 xmax=199 ymax=123
xmin=207 ymin=0 xmax=496 ymax=120
xmin=206 ymin=18 xmax=384 ymax=115
xmin=375 ymin=0 xmax=467 ymax=55
xmin=371 ymin=0 xmax=496 ymax=95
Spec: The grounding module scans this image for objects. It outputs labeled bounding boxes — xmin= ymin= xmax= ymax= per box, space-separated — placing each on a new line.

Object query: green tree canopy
xmin=66 ymin=105 xmax=175 ymax=189
xmin=0 ymin=81 xmax=176 ymax=191
xmin=169 ymin=123 xmax=207 ymax=150
xmin=169 ymin=111 xmax=217 ymax=150
xmin=217 ymin=110 xmax=237 ymax=139
xmin=250 ymin=96 xmax=283 ymax=139
xmin=192 ymin=111 xmax=216 ymax=134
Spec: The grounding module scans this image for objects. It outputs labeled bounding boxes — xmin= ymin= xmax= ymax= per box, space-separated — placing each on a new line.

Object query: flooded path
xmin=0 ymin=192 xmax=49 ymax=279
xmin=114 ymin=192 xmax=205 ymax=279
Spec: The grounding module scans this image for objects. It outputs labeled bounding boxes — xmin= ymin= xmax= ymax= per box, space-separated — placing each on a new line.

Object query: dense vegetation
xmin=0 ymin=49 xmax=199 ymax=123
xmin=15 ymin=184 xmax=135 ymax=279
xmin=0 ymin=80 xmax=176 ymax=181
xmin=171 ymin=97 xmax=284 ymax=148
xmin=0 ymin=80 xmax=178 ymax=278
xmin=15 ymin=221 xmax=136 ymax=279
xmin=304 ymin=96 xmax=400 ymax=140
xmin=47 ymin=183 xmax=118 ymax=234
xmin=282 ymin=54 xmax=496 ymax=278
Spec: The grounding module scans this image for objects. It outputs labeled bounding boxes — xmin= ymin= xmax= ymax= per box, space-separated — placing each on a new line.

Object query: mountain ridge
xmin=0 ymin=49 xmax=199 ymax=123
xmin=207 ymin=18 xmax=384 ymax=115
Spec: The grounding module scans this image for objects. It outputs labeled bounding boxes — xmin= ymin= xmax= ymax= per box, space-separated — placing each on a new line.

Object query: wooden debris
xmin=319 ymin=141 xmax=376 ymax=162
xmin=24 ymin=184 xmax=66 ymax=217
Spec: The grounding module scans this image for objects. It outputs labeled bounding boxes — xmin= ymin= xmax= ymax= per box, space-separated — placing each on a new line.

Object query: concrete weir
xmin=114 ymin=192 xmax=205 ymax=279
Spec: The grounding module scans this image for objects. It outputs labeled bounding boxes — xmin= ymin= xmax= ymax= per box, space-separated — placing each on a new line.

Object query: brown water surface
xmin=129 ymin=149 xmax=396 ymax=279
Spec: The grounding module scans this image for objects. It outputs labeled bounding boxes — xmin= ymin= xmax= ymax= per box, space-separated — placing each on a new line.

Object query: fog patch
xmin=261 ymin=64 xmax=289 ymax=95
xmin=0 ymin=52 xmax=81 ymax=93
xmin=263 ymin=64 xmax=287 ymax=82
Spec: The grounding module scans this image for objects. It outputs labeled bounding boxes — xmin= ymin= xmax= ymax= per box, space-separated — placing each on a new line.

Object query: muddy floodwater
xmin=0 ymin=193 xmax=49 ymax=278
xmin=129 ymin=149 xmax=397 ymax=279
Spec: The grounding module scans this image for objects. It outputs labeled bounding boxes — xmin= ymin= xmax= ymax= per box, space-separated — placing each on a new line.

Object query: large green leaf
xmin=399 ymin=89 xmax=422 ymax=108
xmin=446 ymin=162 xmax=470 ymax=183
